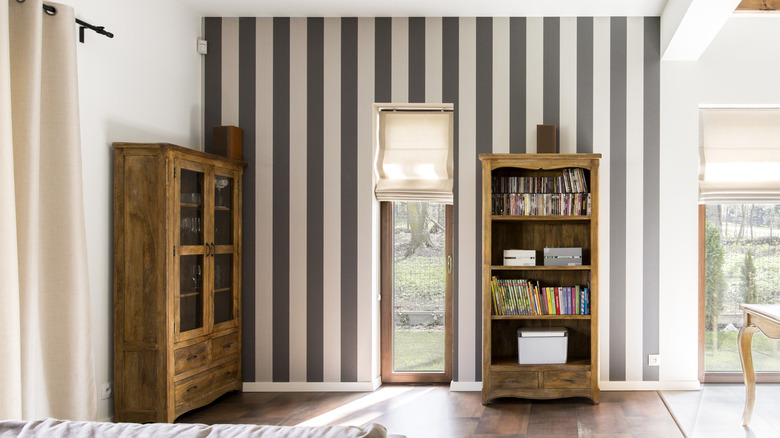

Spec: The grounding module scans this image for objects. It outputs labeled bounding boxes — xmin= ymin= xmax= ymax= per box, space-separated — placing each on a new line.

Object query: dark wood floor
xmin=177 ymin=385 xmax=684 ymax=438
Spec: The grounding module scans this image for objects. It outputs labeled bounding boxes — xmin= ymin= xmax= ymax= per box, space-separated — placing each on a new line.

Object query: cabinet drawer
xmin=174 ymin=342 xmax=208 ymax=376
xmin=490 ymin=371 xmax=539 ymax=390
xmin=211 ymin=332 xmax=239 ymax=363
xmin=174 ymin=369 xmax=214 ymax=407
xmin=543 ymin=370 xmax=591 ymax=389
xmin=212 ymin=361 xmax=240 ymax=389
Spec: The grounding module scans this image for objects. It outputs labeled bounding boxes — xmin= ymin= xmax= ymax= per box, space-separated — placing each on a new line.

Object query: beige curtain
xmin=699 ymin=108 xmax=780 ymax=203
xmin=0 ymin=0 xmax=96 ymax=420
xmin=375 ymin=109 xmax=454 ymax=204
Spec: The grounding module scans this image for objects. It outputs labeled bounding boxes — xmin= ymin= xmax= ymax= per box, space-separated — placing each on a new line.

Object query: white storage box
xmin=504 ymin=249 xmax=536 ymax=266
xmin=517 ymin=327 xmax=568 ymax=364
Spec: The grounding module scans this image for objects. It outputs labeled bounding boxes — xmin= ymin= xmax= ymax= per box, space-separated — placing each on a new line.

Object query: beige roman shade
xmin=375 ymin=109 xmax=454 ymax=204
xmin=699 ymin=108 xmax=780 ymax=203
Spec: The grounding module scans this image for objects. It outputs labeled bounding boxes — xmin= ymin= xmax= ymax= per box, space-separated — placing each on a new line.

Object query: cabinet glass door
xmin=211 ymin=171 xmax=237 ymax=328
xmin=179 ymin=254 xmax=205 ymax=332
xmin=179 ymin=166 xmax=206 ymax=335
xmin=213 ymin=175 xmax=233 ymax=246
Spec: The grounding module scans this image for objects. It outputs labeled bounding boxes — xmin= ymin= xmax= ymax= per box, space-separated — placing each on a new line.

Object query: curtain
xmin=0 ymin=0 xmax=96 ymax=420
xmin=375 ymin=109 xmax=454 ymax=203
xmin=699 ymin=108 xmax=780 ymax=203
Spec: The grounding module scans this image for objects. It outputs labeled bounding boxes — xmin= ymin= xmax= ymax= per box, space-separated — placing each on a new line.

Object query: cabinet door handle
xmin=186 ymin=355 xmax=198 ymax=361
xmin=211 ymin=243 xmax=216 ymax=256
xmin=205 ymin=243 xmax=211 ymax=256
xmin=186 ymin=385 xmax=198 ymax=392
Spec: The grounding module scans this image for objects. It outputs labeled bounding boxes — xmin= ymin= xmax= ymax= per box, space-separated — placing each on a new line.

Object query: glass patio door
xmin=381 ymin=201 xmax=452 ymax=383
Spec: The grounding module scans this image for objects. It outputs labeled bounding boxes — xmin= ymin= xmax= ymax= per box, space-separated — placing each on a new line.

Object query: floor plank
xmin=177 ymin=385 xmax=684 ymax=437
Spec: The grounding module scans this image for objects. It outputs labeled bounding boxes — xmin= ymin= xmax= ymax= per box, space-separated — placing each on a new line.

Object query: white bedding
xmin=0 ymin=418 xmax=390 ymax=438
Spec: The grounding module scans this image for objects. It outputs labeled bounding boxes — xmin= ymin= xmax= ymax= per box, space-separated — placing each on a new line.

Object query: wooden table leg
xmin=738 ymin=324 xmax=758 ymax=426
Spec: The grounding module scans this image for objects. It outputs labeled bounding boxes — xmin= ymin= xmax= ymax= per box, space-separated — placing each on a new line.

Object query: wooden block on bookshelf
xmin=537 ymin=124 xmax=557 ymax=153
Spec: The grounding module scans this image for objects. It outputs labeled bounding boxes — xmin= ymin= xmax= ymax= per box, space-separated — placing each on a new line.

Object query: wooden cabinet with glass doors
xmin=113 ymin=142 xmax=244 ymax=422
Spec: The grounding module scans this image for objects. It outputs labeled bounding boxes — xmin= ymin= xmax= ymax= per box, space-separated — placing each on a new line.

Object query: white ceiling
xmin=179 ymin=0 xmax=670 ymax=18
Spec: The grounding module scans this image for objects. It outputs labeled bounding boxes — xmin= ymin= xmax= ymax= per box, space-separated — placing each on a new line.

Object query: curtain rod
xmin=38 ymin=2 xmax=114 ymax=43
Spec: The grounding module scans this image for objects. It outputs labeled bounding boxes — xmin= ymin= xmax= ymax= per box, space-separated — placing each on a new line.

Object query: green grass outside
xmin=393 ymin=329 xmax=445 ymax=372
xmin=705 ymin=331 xmax=780 ymax=372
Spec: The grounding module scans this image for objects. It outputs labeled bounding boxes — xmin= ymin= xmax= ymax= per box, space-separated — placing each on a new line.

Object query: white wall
xmin=60 ymin=0 xmax=203 ymax=420
xmin=659 ymin=15 xmax=780 ymax=385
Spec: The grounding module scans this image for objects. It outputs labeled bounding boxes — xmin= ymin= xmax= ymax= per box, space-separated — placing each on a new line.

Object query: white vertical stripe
xmin=425 ymin=18 xmax=443 ymax=104
xmin=221 ymin=18 xmax=240 ymax=125
xmin=492 ymin=17 xmax=510 ymax=154
xmin=255 ymin=17 xmax=274 ymax=382
xmin=525 ymin=18 xmax=544 ymax=154
xmin=592 ymin=17 xmax=611 ymax=383
xmin=322 ymin=18 xmax=342 ymax=382
xmin=458 ymin=17 xmax=477 ymax=383
xmin=288 ymin=18 xmax=308 ymax=382
xmin=559 ymin=17 xmax=577 ymax=154
xmin=356 ymin=17 xmax=375 ymax=383
xmin=391 ymin=18 xmax=409 ymax=103
xmin=625 ymin=17 xmax=645 ymax=383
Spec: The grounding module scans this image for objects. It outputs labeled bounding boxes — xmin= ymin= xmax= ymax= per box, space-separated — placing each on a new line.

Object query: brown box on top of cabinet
xmin=213 ymin=126 xmax=242 ymax=160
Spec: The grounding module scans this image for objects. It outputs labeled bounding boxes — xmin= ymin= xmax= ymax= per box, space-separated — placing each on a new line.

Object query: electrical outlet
xmin=100 ymin=382 xmax=112 ymax=400
xmin=648 ymin=354 xmax=661 ymax=366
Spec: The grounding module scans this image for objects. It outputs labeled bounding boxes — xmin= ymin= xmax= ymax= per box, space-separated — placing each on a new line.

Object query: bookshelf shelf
xmin=490 ymin=265 xmax=592 ymax=271
xmin=480 ymin=153 xmax=600 ymax=405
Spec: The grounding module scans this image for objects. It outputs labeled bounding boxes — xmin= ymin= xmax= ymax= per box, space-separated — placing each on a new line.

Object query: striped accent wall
xmin=204 ymin=16 xmax=661 ymax=386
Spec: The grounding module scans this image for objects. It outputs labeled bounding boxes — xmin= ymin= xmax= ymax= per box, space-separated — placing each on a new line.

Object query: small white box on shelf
xmin=517 ymin=327 xmax=568 ymax=364
xmin=503 ymin=249 xmax=536 ymax=266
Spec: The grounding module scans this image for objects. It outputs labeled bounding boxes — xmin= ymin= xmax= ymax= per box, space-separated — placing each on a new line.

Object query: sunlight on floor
xmin=295 ymin=385 xmax=433 ymax=427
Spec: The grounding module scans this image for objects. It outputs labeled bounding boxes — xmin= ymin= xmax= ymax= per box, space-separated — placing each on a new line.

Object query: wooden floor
xmin=177 ymin=385 xmax=683 ymax=437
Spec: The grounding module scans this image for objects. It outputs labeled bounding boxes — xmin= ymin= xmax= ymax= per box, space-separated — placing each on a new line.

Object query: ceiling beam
xmin=661 ymin=0 xmax=742 ymax=61
xmin=736 ymin=0 xmax=780 ymax=11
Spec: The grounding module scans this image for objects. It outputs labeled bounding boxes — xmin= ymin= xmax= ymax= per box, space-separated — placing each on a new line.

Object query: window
xmin=699 ymin=108 xmax=780 ymax=382
xmin=374 ymin=104 xmax=454 ymax=383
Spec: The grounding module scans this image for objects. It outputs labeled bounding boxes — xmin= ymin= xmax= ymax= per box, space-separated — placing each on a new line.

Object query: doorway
xmin=380 ymin=201 xmax=453 ymax=383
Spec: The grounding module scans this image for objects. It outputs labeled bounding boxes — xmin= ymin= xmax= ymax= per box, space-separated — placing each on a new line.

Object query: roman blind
xmin=699 ymin=108 xmax=780 ymax=203
xmin=375 ymin=109 xmax=454 ymax=204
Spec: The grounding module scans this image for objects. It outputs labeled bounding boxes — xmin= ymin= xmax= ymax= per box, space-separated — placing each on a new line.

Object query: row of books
xmin=492 ymin=193 xmax=591 ymax=216
xmin=490 ymin=277 xmax=590 ymax=316
xmin=492 ymin=168 xmax=589 ymax=195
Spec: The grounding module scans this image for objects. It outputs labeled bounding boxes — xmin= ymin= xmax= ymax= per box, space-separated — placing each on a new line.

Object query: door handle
xmin=447 ymin=255 xmax=453 ymax=274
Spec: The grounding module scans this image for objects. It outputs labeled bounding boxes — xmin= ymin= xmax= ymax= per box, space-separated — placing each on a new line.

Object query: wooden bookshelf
xmin=480 ymin=153 xmax=600 ymax=405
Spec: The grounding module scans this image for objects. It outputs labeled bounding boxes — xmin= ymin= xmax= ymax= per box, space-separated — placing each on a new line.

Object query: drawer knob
xmin=222 ymin=343 xmax=232 ymax=349
xmin=187 ymin=355 xmax=198 ymax=361
xmin=186 ymin=385 xmax=198 ymax=392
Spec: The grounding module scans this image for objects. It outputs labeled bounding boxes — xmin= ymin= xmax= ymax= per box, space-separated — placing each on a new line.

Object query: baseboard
xmin=599 ymin=380 xmax=701 ymax=391
xmin=449 ymin=381 xmax=482 ymax=392
xmin=243 ymin=381 xmax=377 ymax=392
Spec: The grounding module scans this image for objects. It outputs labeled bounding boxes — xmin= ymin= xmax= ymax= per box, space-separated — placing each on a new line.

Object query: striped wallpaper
xmin=204 ymin=16 xmax=661 ymax=387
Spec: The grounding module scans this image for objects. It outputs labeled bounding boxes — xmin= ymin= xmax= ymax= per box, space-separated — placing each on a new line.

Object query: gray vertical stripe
xmin=238 ymin=17 xmax=256 ymax=382
xmin=442 ymin=17 xmax=459 ymax=381
xmin=475 ymin=17 xmax=492 ymax=382
xmin=272 ymin=17 xmax=291 ymax=382
xmin=340 ymin=17 xmax=359 ymax=383
xmin=509 ymin=17 xmax=526 ymax=154
xmin=609 ymin=16 xmax=627 ymax=382
xmin=204 ymin=18 xmax=222 ymax=153
xmin=543 ymin=17 xmax=560 ymax=152
xmin=307 ymin=17 xmax=325 ymax=383
xmin=577 ymin=17 xmax=594 ymax=154
xmin=408 ymin=17 xmax=425 ymax=103
xmin=375 ymin=18 xmax=392 ymax=102
xmin=643 ymin=17 xmax=661 ymax=382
